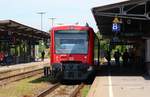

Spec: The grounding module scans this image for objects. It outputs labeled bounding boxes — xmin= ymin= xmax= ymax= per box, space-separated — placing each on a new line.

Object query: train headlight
xmin=87 ymin=66 xmax=93 ymax=71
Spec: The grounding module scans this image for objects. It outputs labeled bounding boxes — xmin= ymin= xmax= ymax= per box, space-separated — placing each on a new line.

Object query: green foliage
xmin=95 ymin=31 xmax=109 ymax=51
xmin=100 ymin=40 xmax=109 ymax=50
xmin=0 ymin=76 xmax=51 ymax=97
xmin=95 ymin=31 xmax=128 ymax=60
xmin=95 ymin=32 xmax=102 ymax=39
xmin=81 ymin=86 xmax=90 ymax=97
xmin=38 ymin=40 xmax=46 ymax=53
xmin=37 ymin=40 xmax=50 ymax=58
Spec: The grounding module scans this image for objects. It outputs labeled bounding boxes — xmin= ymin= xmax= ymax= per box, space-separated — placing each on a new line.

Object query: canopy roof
xmin=0 ymin=20 xmax=49 ymax=39
xmin=92 ymin=0 xmax=150 ymax=39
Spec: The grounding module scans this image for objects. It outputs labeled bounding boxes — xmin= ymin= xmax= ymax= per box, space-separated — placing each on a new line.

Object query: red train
xmin=50 ymin=25 xmax=99 ymax=80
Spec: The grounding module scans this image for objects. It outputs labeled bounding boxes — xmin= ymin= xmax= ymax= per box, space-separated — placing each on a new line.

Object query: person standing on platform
xmin=105 ymin=50 xmax=111 ymax=66
xmin=41 ymin=50 xmax=45 ymax=61
xmin=114 ymin=49 xmax=121 ymax=66
xmin=122 ymin=49 xmax=129 ymax=67
xmin=129 ymin=48 xmax=136 ymax=72
xmin=0 ymin=51 xmax=5 ymax=65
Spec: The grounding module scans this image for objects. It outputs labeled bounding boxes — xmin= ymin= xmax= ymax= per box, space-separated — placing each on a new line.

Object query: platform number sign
xmin=112 ymin=23 xmax=120 ymax=32
xmin=112 ymin=17 xmax=121 ymax=33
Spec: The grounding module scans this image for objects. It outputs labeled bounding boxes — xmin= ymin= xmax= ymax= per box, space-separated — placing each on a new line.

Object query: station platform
xmin=87 ymin=65 xmax=150 ymax=97
xmin=87 ymin=75 xmax=150 ymax=97
xmin=0 ymin=59 xmax=50 ymax=79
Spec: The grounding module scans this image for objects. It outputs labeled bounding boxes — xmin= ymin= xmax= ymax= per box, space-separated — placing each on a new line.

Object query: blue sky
xmin=0 ymin=0 xmax=127 ymax=32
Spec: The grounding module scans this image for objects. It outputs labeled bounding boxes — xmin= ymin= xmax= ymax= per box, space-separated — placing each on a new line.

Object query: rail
xmin=0 ymin=69 xmax=44 ymax=86
xmin=36 ymin=83 xmax=84 ymax=97
xmin=70 ymin=83 xmax=84 ymax=97
xmin=36 ymin=83 xmax=60 ymax=97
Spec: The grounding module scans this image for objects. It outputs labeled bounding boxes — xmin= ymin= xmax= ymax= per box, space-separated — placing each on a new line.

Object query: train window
xmin=55 ymin=30 xmax=88 ymax=54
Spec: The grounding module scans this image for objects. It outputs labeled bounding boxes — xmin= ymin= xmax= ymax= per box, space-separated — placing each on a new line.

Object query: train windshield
xmin=55 ymin=30 xmax=88 ymax=54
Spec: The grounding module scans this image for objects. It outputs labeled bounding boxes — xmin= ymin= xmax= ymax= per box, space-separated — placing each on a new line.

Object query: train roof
xmin=51 ymin=25 xmax=94 ymax=31
xmin=92 ymin=0 xmax=150 ymax=38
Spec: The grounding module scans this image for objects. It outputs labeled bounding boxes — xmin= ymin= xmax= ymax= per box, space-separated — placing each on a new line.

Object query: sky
xmin=0 ymin=0 xmax=127 ymax=32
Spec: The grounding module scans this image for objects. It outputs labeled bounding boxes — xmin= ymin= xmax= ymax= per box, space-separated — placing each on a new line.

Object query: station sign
xmin=113 ymin=17 xmax=121 ymax=23
xmin=112 ymin=17 xmax=121 ymax=32
xmin=112 ymin=23 xmax=120 ymax=32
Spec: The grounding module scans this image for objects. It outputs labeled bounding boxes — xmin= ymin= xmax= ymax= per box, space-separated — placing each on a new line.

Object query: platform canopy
xmin=0 ymin=20 xmax=49 ymax=39
xmin=92 ymin=0 xmax=150 ymax=39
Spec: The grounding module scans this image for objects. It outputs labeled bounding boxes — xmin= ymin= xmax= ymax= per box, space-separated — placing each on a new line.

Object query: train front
xmin=50 ymin=26 xmax=94 ymax=80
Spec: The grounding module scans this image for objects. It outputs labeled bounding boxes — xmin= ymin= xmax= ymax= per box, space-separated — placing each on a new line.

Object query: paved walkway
xmin=0 ymin=58 xmax=50 ymax=72
xmin=87 ymin=75 xmax=150 ymax=97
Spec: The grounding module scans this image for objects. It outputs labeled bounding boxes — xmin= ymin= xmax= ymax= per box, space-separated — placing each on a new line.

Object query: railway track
xmin=0 ymin=68 xmax=44 ymax=86
xmin=36 ymin=83 xmax=84 ymax=97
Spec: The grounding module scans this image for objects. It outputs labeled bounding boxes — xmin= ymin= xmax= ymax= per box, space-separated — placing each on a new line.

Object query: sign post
xmin=111 ymin=17 xmax=121 ymax=44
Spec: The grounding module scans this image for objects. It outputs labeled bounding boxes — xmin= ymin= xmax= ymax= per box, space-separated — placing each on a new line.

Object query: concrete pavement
xmin=87 ymin=75 xmax=150 ymax=97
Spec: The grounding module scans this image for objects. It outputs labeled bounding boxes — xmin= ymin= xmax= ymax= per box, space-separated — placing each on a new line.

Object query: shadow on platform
xmin=96 ymin=62 xmax=148 ymax=79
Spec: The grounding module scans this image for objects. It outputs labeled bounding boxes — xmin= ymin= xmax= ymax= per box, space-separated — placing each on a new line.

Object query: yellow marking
xmin=113 ymin=17 xmax=121 ymax=23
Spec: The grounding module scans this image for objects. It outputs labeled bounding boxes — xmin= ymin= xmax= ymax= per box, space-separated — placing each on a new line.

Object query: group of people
xmin=105 ymin=48 xmax=141 ymax=67
xmin=0 ymin=51 xmax=13 ymax=65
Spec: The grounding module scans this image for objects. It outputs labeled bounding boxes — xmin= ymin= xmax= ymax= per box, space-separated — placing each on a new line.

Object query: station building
xmin=0 ymin=20 xmax=49 ymax=64
xmin=92 ymin=0 xmax=150 ymax=74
